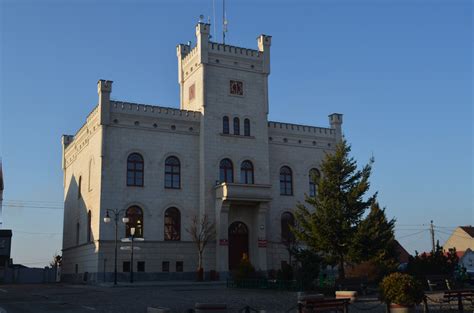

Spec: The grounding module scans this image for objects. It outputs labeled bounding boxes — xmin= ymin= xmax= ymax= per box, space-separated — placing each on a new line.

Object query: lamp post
xmin=103 ymin=209 xmax=128 ymax=285
xmin=130 ymin=227 xmax=135 ymax=283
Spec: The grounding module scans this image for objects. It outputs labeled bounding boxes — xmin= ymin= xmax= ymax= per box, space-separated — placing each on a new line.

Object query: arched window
xmin=279 ymin=166 xmax=293 ymax=195
xmin=125 ymin=206 xmax=143 ymax=238
xmin=281 ymin=212 xmax=295 ymax=243
xmin=309 ymin=168 xmax=321 ymax=197
xmin=164 ymin=207 xmax=181 ymax=241
xmin=165 ymin=156 xmax=180 ymax=189
xmin=127 ymin=153 xmax=144 ymax=187
xmin=87 ymin=210 xmax=92 ymax=242
xmin=76 ymin=222 xmax=80 ymax=245
xmin=88 ymin=159 xmax=94 ymax=191
xmin=244 ymin=118 xmax=250 ymax=136
xmin=233 ymin=117 xmax=240 ymax=135
xmin=219 ymin=158 xmax=234 ymax=183
xmin=223 ymin=116 xmax=229 ymax=134
xmin=240 ymin=160 xmax=254 ymax=184
xmin=78 ymin=176 xmax=82 ymax=199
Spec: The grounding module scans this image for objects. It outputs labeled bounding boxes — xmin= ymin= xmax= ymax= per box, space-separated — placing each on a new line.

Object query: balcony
xmin=215 ymin=183 xmax=272 ymax=203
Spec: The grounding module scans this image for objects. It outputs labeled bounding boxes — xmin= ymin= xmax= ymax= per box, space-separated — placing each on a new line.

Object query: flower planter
xmin=389 ymin=304 xmax=415 ymax=313
xmin=335 ymin=290 xmax=357 ymax=303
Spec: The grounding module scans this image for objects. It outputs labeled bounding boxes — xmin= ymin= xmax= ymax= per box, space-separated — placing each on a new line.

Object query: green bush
xmin=232 ymin=255 xmax=255 ymax=281
xmin=379 ymin=273 xmax=424 ymax=306
xmin=276 ymin=263 xmax=293 ymax=281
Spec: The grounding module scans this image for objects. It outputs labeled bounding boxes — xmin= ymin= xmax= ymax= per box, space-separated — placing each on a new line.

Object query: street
xmin=0 ymin=282 xmax=303 ymax=313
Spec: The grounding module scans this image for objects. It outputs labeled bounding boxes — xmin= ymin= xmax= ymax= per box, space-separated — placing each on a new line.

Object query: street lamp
xmin=130 ymin=227 xmax=135 ymax=283
xmin=103 ymin=209 xmax=127 ymax=285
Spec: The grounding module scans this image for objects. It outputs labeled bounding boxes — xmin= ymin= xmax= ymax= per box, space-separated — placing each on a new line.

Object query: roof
xmin=394 ymin=240 xmax=411 ymax=263
xmin=460 ymin=226 xmax=474 ymax=238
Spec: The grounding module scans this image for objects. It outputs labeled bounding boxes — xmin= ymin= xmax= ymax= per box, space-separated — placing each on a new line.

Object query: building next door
xmin=228 ymin=221 xmax=249 ymax=270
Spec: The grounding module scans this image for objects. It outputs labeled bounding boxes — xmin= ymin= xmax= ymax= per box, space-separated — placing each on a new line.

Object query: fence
xmin=0 ymin=267 xmax=58 ymax=284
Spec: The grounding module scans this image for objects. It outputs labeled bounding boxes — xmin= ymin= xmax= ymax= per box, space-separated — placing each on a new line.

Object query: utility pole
xmin=430 ymin=220 xmax=436 ymax=253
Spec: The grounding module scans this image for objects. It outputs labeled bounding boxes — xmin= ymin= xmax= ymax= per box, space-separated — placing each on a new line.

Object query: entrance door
xmin=228 ymin=221 xmax=249 ymax=270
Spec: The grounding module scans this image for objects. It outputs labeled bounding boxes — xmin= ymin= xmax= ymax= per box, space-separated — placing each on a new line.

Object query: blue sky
xmin=1 ymin=0 xmax=472 ymax=267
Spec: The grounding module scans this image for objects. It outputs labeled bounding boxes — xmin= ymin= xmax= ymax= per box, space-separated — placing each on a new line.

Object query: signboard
xmin=258 ymin=239 xmax=267 ymax=248
xmin=120 ymin=246 xmax=141 ymax=251
xmin=219 ymin=239 xmax=228 ymax=246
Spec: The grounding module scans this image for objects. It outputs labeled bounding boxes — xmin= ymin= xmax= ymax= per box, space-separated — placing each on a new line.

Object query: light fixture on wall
xmin=259 ymin=224 xmax=264 ymax=231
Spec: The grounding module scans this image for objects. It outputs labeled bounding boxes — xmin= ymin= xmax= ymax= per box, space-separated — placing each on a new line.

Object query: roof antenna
xmin=222 ymin=0 xmax=228 ymax=44
xmin=212 ymin=0 xmax=217 ymax=40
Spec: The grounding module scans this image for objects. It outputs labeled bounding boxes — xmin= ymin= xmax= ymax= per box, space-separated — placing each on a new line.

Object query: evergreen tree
xmin=351 ymin=202 xmax=398 ymax=278
xmin=294 ymin=139 xmax=376 ymax=279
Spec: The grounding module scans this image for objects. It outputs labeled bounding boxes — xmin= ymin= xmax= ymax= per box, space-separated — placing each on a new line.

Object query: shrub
xmin=276 ymin=263 xmax=293 ymax=281
xmin=379 ymin=273 xmax=424 ymax=306
xmin=232 ymin=254 xmax=255 ymax=281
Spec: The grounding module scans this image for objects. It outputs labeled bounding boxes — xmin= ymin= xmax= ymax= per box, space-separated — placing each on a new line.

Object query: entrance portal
xmin=228 ymin=221 xmax=249 ymax=270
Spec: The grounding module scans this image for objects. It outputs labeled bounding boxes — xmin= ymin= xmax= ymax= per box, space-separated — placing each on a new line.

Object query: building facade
xmin=61 ymin=23 xmax=343 ymax=282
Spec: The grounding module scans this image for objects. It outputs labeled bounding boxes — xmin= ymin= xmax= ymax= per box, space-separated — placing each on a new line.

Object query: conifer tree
xmin=351 ymin=202 xmax=398 ymax=277
xmin=294 ymin=139 xmax=376 ymax=279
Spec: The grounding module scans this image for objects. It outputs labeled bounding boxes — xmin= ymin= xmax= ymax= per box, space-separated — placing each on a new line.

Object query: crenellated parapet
xmin=268 ymin=121 xmax=337 ymax=149
xmin=62 ymin=105 xmax=101 ymax=167
xmin=110 ymin=101 xmax=201 ymax=121
xmin=268 ymin=121 xmax=335 ymax=136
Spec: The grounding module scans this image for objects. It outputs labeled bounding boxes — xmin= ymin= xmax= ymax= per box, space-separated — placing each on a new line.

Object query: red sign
xmin=219 ymin=239 xmax=228 ymax=246
xmin=258 ymin=239 xmax=267 ymax=248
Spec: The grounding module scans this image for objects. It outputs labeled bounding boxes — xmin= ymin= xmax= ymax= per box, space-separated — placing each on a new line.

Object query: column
xmin=256 ymin=203 xmax=269 ymax=272
xmin=215 ymin=201 xmax=230 ymax=273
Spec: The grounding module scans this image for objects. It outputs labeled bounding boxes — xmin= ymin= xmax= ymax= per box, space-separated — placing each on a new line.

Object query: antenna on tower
xmin=212 ymin=0 xmax=217 ymax=40
xmin=222 ymin=0 xmax=228 ymax=44
xmin=199 ymin=14 xmax=204 ymax=23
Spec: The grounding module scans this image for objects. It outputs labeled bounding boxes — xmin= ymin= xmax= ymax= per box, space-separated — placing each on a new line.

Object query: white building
xmin=61 ymin=23 xmax=343 ymax=282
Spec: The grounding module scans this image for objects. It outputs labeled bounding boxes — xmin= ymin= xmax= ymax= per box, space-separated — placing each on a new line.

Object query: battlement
xmin=110 ymin=100 xmax=201 ymax=121
xmin=181 ymin=45 xmax=199 ymax=65
xmin=208 ymin=42 xmax=262 ymax=60
xmin=268 ymin=121 xmax=335 ymax=138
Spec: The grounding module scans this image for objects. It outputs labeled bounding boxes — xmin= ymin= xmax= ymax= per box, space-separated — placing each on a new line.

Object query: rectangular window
xmin=137 ymin=261 xmax=145 ymax=272
xmin=123 ymin=261 xmax=131 ymax=273
xmin=230 ymin=80 xmax=243 ymax=96
xmin=176 ymin=261 xmax=183 ymax=272
xmin=162 ymin=261 xmax=170 ymax=272
xmin=75 ymin=264 xmax=78 ymax=274
xmin=189 ymin=83 xmax=195 ymax=101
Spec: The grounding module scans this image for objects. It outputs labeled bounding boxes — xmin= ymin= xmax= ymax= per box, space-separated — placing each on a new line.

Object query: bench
xmin=298 ymin=298 xmax=350 ymax=313
xmin=442 ymin=289 xmax=474 ymax=313
xmin=426 ymin=275 xmax=451 ymax=291
xmin=194 ymin=303 xmax=227 ymax=313
xmin=335 ymin=277 xmax=368 ymax=295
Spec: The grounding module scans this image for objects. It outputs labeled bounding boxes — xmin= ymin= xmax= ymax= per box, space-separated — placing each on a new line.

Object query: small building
xmin=443 ymin=226 xmax=474 ymax=252
xmin=458 ymin=248 xmax=474 ymax=273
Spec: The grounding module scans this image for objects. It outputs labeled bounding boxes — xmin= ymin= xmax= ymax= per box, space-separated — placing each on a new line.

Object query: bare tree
xmin=49 ymin=253 xmax=62 ymax=268
xmin=186 ymin=214 xmax=216 ymax=272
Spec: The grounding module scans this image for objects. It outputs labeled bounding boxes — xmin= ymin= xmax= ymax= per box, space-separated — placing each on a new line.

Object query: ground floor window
xmin=137 ymin=261 xmax=145 ymax=272
xmin=162 ymin=261 xmax=170 ymax=272
xmin=176 ymin=261 xmax=183 ymax=272
xmin=123 ymin=261 xmax=131 ymax=272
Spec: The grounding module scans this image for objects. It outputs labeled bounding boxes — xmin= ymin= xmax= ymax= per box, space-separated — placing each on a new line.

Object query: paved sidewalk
xmin=96 ymin=280 xmax=227 ymax=288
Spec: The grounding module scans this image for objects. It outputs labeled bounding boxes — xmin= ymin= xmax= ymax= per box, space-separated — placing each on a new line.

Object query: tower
xmin=177 ymin=23 xmax=273 ymax=272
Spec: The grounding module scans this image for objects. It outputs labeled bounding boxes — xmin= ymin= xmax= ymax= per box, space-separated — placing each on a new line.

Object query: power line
xmin=15 ymin=231 xmax=62 ymax=235
xmin=3 ymin=204 xmax=63 ymax=210
xmin=398 ymin=229 xmax=428 ymax=239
